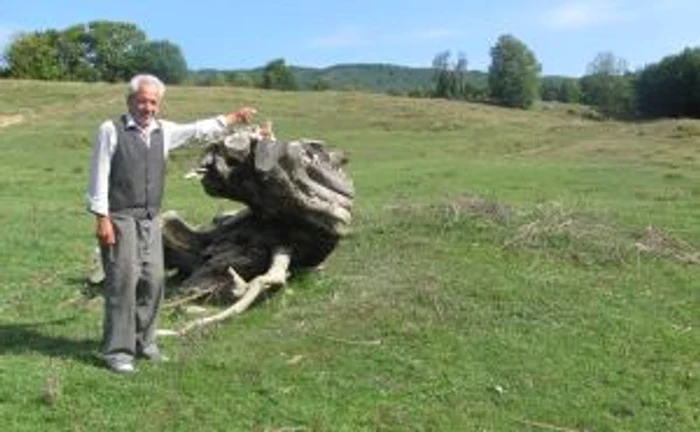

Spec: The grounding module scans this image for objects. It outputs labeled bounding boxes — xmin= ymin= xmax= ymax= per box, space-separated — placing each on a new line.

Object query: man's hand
xmin=96 ymin=215 xmax=116 ymax=246
xmin=226 ymin=107 xmax=257 ymax=125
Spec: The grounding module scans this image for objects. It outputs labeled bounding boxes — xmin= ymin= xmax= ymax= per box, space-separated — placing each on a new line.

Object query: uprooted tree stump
xmin=158 ymin=126 xmax=354 ymax=335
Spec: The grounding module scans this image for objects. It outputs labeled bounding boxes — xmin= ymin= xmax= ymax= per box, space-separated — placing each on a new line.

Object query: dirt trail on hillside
xmin=0 ymin=97 xmax=121 ymax=130
xmin=0 ymin=114 xmax=24 ymax=128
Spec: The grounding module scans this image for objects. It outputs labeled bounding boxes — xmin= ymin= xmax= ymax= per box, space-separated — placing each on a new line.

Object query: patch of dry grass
xmin=389 ymin=194 xmax=700 ymax=269
xmin=634 ymin=225 xmax=700 ymax=264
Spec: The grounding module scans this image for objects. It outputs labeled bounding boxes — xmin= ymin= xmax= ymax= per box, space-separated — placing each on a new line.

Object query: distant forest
xmin=3 ymin=20 xmax=700 ymax=120
xmin=190 ymin=63 xmax=489 ymax=95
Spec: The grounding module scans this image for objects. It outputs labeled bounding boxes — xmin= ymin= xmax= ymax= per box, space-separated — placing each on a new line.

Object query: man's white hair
xmin=127 ymin=74 xmax=166 ymax=99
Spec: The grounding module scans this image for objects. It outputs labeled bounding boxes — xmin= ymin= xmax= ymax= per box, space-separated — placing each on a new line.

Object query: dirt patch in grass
xmin=0 ymin=114 xmax=24 ymax=128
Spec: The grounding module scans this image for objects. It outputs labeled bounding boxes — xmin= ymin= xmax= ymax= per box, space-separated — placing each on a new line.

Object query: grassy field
xmin=0 ymin=79 xmax=698 ymax=431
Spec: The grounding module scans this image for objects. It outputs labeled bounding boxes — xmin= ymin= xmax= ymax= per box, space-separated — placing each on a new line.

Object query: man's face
xmin=128 ymin=84 xmax=161 ymax=127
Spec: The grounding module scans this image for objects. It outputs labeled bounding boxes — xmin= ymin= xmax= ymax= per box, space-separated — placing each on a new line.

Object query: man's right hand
xmin=96 ymin=215 xmax=115 ymax=246
xmin=226 ymin=107 xmax=257 ymax=125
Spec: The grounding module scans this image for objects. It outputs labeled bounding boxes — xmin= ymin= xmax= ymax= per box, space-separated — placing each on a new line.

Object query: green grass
xmin=0 ymin=80 xmax=698 ymax=431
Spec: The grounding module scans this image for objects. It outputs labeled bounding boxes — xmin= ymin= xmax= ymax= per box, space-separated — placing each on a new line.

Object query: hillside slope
xmin=0 ymin=80 xmax=698 ymax=431
xmin=193 ymin=62 xmax=490 ymax=92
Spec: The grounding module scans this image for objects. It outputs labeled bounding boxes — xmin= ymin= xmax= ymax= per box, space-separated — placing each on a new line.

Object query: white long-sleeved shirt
xmin=86 ymin=113 xmax=228 ymax=216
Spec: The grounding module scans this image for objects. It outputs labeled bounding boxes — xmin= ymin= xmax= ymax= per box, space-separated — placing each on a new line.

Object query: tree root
xmin=158 ymin=247 xmax=291 ymax=337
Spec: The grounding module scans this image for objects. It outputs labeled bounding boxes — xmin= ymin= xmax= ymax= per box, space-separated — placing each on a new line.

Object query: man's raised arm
xmin=164 ymin=107 xmax=257 ymax=151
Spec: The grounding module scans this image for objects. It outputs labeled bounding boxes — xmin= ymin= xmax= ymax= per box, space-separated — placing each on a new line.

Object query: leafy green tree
xmin=540 ymin=77 xmax=560 ymax=102
xmin=56 ymin=25 xmax=100 ymax=81
xmin=4 ymin=31 xmax=63 ymax=80
xmin=130 ymin=40 xmax=188 ymax=84
xmin=84 ymin=21 xmax=147 ymax=82
xmin=432 ymin=51 xmax=454 ymax=98
xmin=260 ymin=58 xmax=297 ymax=90
xmin=559 ymin=79 xmax=582 ymax=104
xmin=580 ymin=52 xmax=635 ymax=118
xmin=636 ymin=47 xmax=700 ymax=119
xmin=541 ymin=76 xmax=582 ymax=103
xmin=432 ymin=51 xmax=474 ymax=100
xmin=488 ymin=34 xmax=541 ymax=109
xmin=4 ymin=21 xmax=150 ymax=82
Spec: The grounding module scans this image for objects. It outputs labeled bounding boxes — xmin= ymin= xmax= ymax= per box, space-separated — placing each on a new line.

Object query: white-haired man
xmin=86 ymin=74 xmax=256 ymax=374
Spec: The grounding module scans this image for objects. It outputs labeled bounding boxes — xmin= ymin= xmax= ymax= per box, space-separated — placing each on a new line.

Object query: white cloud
xmin=543 ymin=0 xmax=622 ymax=30
xmin=541 ymin=0 xmax=700 ymax=31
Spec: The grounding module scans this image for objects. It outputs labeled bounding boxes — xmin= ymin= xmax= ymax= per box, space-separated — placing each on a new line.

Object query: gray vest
xmin=108 ymin=115 xmax=166 ymax=219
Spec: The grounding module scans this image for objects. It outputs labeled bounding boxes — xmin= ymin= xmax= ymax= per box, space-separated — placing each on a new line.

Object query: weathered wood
xmin=158 ymin=125 xmax=354 ymax=332
xmin=171 ymin=247 xmax=291 ymax=335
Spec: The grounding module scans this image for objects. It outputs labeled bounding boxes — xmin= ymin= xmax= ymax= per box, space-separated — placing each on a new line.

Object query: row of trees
xmin=1 ymin=21 xmax=189 ymax=84
xmin=430 ymin=35 xmax=541 ymax=109
xmin=0 ymin=21 xmax=303 ymax=92
xmin=541 ymin=77 xmax=582 ymax=104
xmin=431 ymin=35 xmax=700 ymax=119
xmin=188 ymin=59 xmax=300 ymax=90
xmin=431 ymin=51 xmax=483 ymax=100
xmin=204 ymin=45 xmax=700 ymax=119
xmin=636 ymin=47 xmax=700 ymax=118
xmin=556 ymin=49 xmax=700 ymax=119
xmin=3 ymin=21 xmax=700 ymax=119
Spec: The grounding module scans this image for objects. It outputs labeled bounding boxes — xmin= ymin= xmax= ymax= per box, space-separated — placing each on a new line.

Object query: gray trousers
xmin=100 ymin=213 xmax=164 ymax=363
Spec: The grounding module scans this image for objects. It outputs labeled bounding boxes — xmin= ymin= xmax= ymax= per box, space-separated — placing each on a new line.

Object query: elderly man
xmin=86 ymin=74 xmax=256 ymax=374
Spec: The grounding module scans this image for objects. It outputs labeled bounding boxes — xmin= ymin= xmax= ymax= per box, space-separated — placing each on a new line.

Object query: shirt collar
xmin=124 ymin=113 xmax=161 ymax=132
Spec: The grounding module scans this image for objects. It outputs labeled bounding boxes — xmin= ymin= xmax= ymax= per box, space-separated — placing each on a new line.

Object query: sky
xmin=1 ymin=0 xmax=699 ymax=76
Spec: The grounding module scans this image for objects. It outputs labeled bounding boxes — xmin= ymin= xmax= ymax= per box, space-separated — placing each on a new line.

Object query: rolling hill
xmin=0 ymin=80 xmax=697 ymax=431
xmin=191 ymin=62 xmax=490 ymax=93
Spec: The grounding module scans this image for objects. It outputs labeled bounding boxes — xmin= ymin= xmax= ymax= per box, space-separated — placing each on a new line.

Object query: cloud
xmin=543 ymin=0 xmax=622 ymax=30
